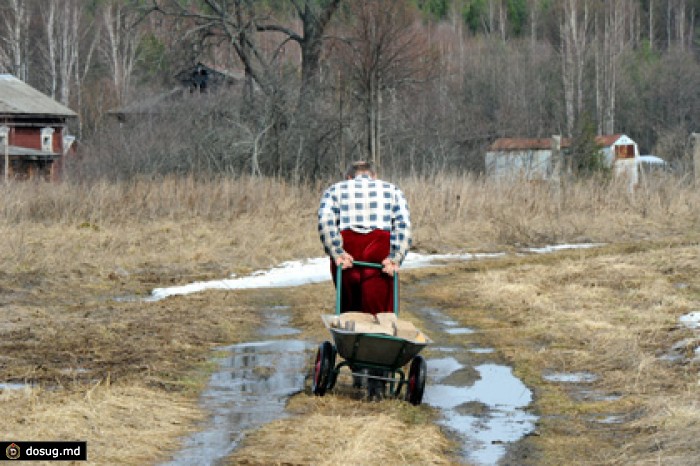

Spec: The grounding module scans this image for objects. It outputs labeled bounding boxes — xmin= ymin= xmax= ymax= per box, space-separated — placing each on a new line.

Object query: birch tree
xmin=40 ymin=0 xmax=86 ymax=106
xmin=0 ymin=0 xmax=30 ymax=79
xmin=42 ymin=1 xmax=57 ymax=97
xmin=559 ymin=0 xmax=593 ymax=136
xmin=595 ymin=0 xmax=635 ymax=135
xmin=102 ymin=0 xmax=144 ymax=105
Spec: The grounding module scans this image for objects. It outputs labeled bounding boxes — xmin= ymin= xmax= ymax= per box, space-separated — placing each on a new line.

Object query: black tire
xmin=312 ymin=341 xmax=335 ymax=396
xmin=405 ymin=355 xmax=427 ymax=406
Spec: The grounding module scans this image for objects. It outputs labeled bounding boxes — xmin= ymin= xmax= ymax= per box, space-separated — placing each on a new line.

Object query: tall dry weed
xmin=0 ymin=174 xmax=697 ymax=256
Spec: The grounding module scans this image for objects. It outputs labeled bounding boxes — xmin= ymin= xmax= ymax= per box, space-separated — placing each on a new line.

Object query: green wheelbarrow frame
xmin=312 ymin=261 xmax=429 ymax=404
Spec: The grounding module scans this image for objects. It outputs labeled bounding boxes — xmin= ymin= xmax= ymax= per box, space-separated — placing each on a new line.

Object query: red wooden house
xmin=0 ymin=74 xmax=77 ymax=181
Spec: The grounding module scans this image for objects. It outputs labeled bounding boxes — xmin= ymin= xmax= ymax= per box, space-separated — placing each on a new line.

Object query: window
xmin=615 ymin=144 xmax=635 ymax=159
xmin=41 ymin=127 xmax=55 ymax=152
xmin=0 ymin=125 xmax=8 ymax=148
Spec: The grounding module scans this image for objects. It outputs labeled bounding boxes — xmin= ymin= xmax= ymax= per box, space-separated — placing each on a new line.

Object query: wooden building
xmin=485 ymin=134 xmax=639 ymax=186
xmin=110 ymin=62 xmax=244 ymax=122
xmin=0 ymin=74 xmax=77 ymax=181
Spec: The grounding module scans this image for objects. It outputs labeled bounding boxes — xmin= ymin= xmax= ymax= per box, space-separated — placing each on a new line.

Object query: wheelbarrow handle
xmin=335 ymin=261 xmax=399 ymax=316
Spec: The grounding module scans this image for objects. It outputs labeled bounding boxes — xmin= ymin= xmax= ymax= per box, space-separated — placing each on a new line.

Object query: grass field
xmin=0 ymin=174 xmax=698 ymax=464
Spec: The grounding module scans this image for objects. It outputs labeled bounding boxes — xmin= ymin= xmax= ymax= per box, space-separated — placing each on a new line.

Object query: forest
xmin=1 ymin=0 xmax=699 ymax=180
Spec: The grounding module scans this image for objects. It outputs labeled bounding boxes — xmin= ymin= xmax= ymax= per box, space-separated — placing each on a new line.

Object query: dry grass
xmin=0 ymin=174 xmax=698 ymax=464
xmin=1 ymin=382 xmax=202 ymax=465
xmin=412 ymin=244 xmax=700 ymax=465
xmin=230 ymin=395 xmax=449 ymax=465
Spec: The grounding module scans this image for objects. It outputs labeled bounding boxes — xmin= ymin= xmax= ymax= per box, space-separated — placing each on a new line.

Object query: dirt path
xmin=157 ymin=272 xmax=541 ymax=465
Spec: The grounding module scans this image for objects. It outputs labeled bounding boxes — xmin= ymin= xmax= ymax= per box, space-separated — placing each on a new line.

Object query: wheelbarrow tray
xmin=321 ymin=314 xmax=430 ymax=370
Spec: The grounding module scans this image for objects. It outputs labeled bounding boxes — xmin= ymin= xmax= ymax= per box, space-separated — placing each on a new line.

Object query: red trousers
xmin=330 ymin=229 xmax=395 ymax=315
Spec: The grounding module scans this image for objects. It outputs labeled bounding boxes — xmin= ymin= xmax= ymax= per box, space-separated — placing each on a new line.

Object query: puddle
xmin=428 ymin=357 xmax=467 ymax=380
xmin=571 ymin=389 xmax=623 ymax=402
xmin=424 ymin=364 xmax=537 ymax=465
xmin=543 ymin=372 xmax=598 ymax=383
xmin=589 ymin=414 xmax=626 ymax=424
xmin=445 ymin=327 xmax=475 ymax=335
xmin=0 ymin=382 xmax=31 ymax=391
xmin=164 ymin=339 xmax=311 ymax=465
xmin=163 ymin=308 xmax=311 ymax=466
xmin=258 ymin=307 xmax=300 ymax=337
xmin=659 ymin=352 xmax=686 ymax=363
xmin=415 ymin=307 xmax=537 ymax=465
xmin=432 ymin=346 xmax=459 ymax=353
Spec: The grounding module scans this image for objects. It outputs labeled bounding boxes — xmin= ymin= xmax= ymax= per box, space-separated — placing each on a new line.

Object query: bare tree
xmin=339 ymin=0 xmax=434 ymax=168
xmin=42 ymin=0 xmax=57 ymax=97
xmin=0 ymin=0 xmax=30 ymax=79
xmin=148 ymin=0 xmax=344 ymax=178
xmin=595 ymin=0 xmax=635 ymax=135
xmin=558 ymin=0 xmax=594 ymax=136
xmin=102 ymin=0 xmax=144 ymax=105
xmin=40 ymin=0 xmax=86 ymax=106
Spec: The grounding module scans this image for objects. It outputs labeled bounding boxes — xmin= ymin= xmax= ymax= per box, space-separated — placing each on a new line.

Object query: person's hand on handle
xmin=381 ymin=258 xmax=399 ymax=276
xmin=336 ymin=252 xmax=354 ymax=269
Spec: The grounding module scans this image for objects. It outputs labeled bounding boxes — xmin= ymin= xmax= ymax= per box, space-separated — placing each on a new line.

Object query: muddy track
xmin=160 ymin=276 xmax=539 ymax=466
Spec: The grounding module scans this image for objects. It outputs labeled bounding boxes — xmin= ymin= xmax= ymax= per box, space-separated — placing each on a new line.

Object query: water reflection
xmin=164 ymin=338 xmax=311 ymax=466
xmin=425 ymin=364 xmax=537 ymax=465
xmin=417 ymin=307 xmax=538 ymax=465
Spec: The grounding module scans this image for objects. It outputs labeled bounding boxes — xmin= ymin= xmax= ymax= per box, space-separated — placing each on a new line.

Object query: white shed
xmin=486 ymin=134 xmax=640 ymax=186
xmin=485 ymin=138 xmax=556 ymax=181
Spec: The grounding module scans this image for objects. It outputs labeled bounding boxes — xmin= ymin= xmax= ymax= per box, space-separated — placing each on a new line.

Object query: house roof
xmin=174 ymin=61 xmax=245 ymax=85
xmin=488 ymin=134 xmax=628 ymax=151
xmin=594 ymin=134 xmax=624 ymax=146
xmin=489 ymin=138 xmax=563 ymax=151
xmin=0 ymin=74 xmax=77 ymax=118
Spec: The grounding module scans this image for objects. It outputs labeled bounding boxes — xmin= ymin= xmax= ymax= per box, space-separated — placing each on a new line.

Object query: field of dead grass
xmin=0 ymin=174 xmax=698 ymax=464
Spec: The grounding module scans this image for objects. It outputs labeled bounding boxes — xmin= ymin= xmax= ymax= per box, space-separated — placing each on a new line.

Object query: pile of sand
xmin=327 ymin=312 xmax=429 ymax=343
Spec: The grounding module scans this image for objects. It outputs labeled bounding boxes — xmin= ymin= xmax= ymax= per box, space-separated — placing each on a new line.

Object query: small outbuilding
xmin=485 ymin=134 xmax=639 ymax=185
xmin=174 ymin=62 xmax=243 ymax=93
xmin=110 ymin=62 xmax=245 ymax=122
xmin=0 ymin=74 xmax=77 ymax=181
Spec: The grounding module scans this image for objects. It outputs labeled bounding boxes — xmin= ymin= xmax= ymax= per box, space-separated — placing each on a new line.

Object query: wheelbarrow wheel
xmin=312 ymin=341 xmax=335 ymax=396
xmin=405 ymin=355 xmax=427 ymax=406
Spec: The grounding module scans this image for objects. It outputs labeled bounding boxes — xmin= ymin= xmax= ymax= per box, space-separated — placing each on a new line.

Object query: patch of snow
xmin=523 ymin=243 xmax=603 ymax=254
xmin=148 ymin=244 xmax=602 ymax=301
xmin=679 ymin=312 xmax=700 ymax=330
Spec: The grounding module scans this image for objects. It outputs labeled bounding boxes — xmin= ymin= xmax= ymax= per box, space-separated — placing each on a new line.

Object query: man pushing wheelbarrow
xmin=318 ymin=160 xmax=411 ymax=314
xmin=315 ymin=161 xmax=428 ymax=403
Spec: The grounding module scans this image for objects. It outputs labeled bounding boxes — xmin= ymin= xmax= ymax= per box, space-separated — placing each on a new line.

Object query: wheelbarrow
xmin=311 ymin=261 xmax=430 ymax=405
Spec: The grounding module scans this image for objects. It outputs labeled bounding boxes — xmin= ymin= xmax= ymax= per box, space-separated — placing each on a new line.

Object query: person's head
xmin=345 ymin=160 xmax=375 ymax=180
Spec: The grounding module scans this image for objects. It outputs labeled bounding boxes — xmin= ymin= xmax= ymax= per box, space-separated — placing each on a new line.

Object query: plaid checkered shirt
xmin=318 ymin=174 xmax=412 ymax=265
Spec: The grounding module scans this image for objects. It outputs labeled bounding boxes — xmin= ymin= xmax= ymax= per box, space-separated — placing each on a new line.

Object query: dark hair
xmin=346 ymin=160 xmax=375 ymax=179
